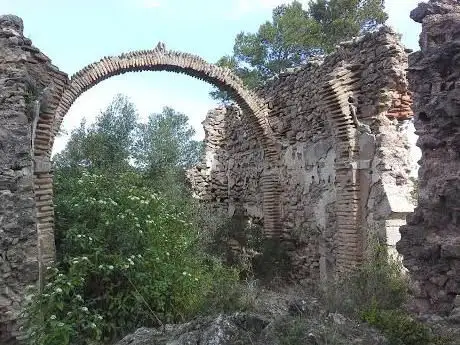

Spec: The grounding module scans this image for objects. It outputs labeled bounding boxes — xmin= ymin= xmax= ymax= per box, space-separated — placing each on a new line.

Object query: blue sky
xmin=0 ymin=0 xmax=422 ymax=153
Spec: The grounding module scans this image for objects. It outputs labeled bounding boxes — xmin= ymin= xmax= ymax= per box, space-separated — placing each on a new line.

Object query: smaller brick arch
xmin=320 ymin=66 xmax=363 ymax=273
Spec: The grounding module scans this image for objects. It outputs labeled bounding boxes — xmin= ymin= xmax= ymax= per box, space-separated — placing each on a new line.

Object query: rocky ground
xmin=114 ymin=284 xmax=389 ymax=345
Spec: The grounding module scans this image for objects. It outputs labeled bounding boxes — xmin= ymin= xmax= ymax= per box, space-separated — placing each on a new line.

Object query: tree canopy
xmin=54 ymin=95 xmax=203 ymax=182
xmin=211 ymin=0 xmax=387 ymax=101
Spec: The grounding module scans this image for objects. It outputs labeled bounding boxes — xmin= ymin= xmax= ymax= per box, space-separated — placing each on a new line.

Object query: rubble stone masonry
xmin=188 ymin=26 xmax=416 ymax=282
xmin=8 ymin=2 xmax=460 ymax=340
xmin=397 ymin=0 xmax=460 ymax=317
xmin=0 ymin=15 xmax=68 ymax=343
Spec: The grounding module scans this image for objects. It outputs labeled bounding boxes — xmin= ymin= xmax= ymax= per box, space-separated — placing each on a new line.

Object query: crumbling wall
xmin=0 ymin=16 xmax=36 ymax=343
xmin=0 ymin=15 xmax=68 ymax=344
xmin=187 ymin=105 xmax=264 ymax=217
xmin=397 ymin=0 xmax=460 ymax=317
xmin=0 ymin=13 xmax=421 ymax=343
xmin=189 ymin=26 xmax=416 ymax=282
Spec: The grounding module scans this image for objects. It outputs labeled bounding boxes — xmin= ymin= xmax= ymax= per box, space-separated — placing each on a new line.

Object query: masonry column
xmin=397 ymin=0 xmax=460 ymax=318
xmin=0 ymin=15 xmax=38 ymax=343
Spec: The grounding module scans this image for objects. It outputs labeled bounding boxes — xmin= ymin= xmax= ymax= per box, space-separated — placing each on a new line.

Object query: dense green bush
xmin=361 ymin=306 xmax=434 ymax=345
xmin=22 ymin=171 xmax=239 ymax=345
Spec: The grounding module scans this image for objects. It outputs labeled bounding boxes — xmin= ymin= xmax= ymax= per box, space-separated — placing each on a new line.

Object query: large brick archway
xmin=33 ymin=45 xmax=286 ymax=277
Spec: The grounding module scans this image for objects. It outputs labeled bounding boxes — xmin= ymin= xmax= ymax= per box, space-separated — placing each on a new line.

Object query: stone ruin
xmin=0 ymin=0 xmax=459 ymax=342
xmin=397 ymin=0 xmax=460 ymax=318
xmin=188 ymin=25 xmax=416 ymax=281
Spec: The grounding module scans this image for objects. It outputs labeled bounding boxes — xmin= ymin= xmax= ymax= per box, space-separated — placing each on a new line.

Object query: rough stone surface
xmin=0 ymin=11 xmax=432 ymax=343
xmin=114 ymin=290 xmax=387 ymax=345
xmin=397 ymin=0 xmax=460 ymax=316
xmin=188 ymin=26 xmax=416 ymax=282
xmin=0 ymin=14 xmax=68 ymax=344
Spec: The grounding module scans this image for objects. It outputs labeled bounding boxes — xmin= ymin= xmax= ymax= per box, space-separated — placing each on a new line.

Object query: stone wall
xmin=397 ymin=0 xmax=460 ymax=317
xmin=189 ymin=25 xmax=416 ymax=281
xmin=0 ymin=13 xmax=425 ymax=343
xmin=187 ymin=106 xmax=264 ymax=218
xmin=0 ymin=15 xmax=68 ymax=344
xmin=0 ymin=15 xmax=275 ymax=343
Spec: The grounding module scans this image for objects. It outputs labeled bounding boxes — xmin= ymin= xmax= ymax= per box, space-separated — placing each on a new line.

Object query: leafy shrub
xmin=361 ymin=306 xmax=434 ymax=345
xmin=22 ymin=171 xmax=239 ymax=345
xmin=320 ymin=237 xmax=452 ymax=345
xmin=322 ymin=239 xmax=409 ymax=315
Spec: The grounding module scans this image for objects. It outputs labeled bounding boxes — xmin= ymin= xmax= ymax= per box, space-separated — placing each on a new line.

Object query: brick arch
xmin=320 ymin=66 xmax=363 ymax=274
xmin=33 ymin=46 xmax=283 ymax=274
xmin=43 ymin=47 xmax=277 ymax=158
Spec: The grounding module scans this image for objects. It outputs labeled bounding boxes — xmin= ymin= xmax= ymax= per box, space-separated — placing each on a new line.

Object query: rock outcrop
xmin=114 ymin=292 xmax=387 ymax=345
xmin=397 ymin=0 xmax=460 ymax=316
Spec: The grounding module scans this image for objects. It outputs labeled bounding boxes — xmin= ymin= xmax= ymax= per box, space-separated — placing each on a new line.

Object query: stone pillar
xmin=0 ymin=15 xmax=38 ymax=344
xmin=397 ymin=0 xmax=460 ymax=317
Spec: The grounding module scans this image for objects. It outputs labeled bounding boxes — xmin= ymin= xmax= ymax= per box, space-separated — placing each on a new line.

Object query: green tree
xmin=28 ymin=96 xmax=238 ymax=345
xmin=134 ymin=106 xmax=204 ymax=181
xmin=212 ymin=0 xmax=387 ymax=100
xmin=53 ymin=94 xmax=138 ymax=174
xmin=309 ymin=0 xmax=388 ymax=50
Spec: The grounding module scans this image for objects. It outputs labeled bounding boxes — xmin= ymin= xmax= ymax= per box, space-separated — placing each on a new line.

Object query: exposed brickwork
xmin=0 ymin=15 xmax=67 ymax=344
xmin=189 ymin=26 xmax=416 ymax=280
xmin=0 ymin=14 xmax=427 ymax=343
xmin=43 ymin=45 xmax=283 ymax=243
xmin=0 ymin=18 xmax=280 ymax=343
